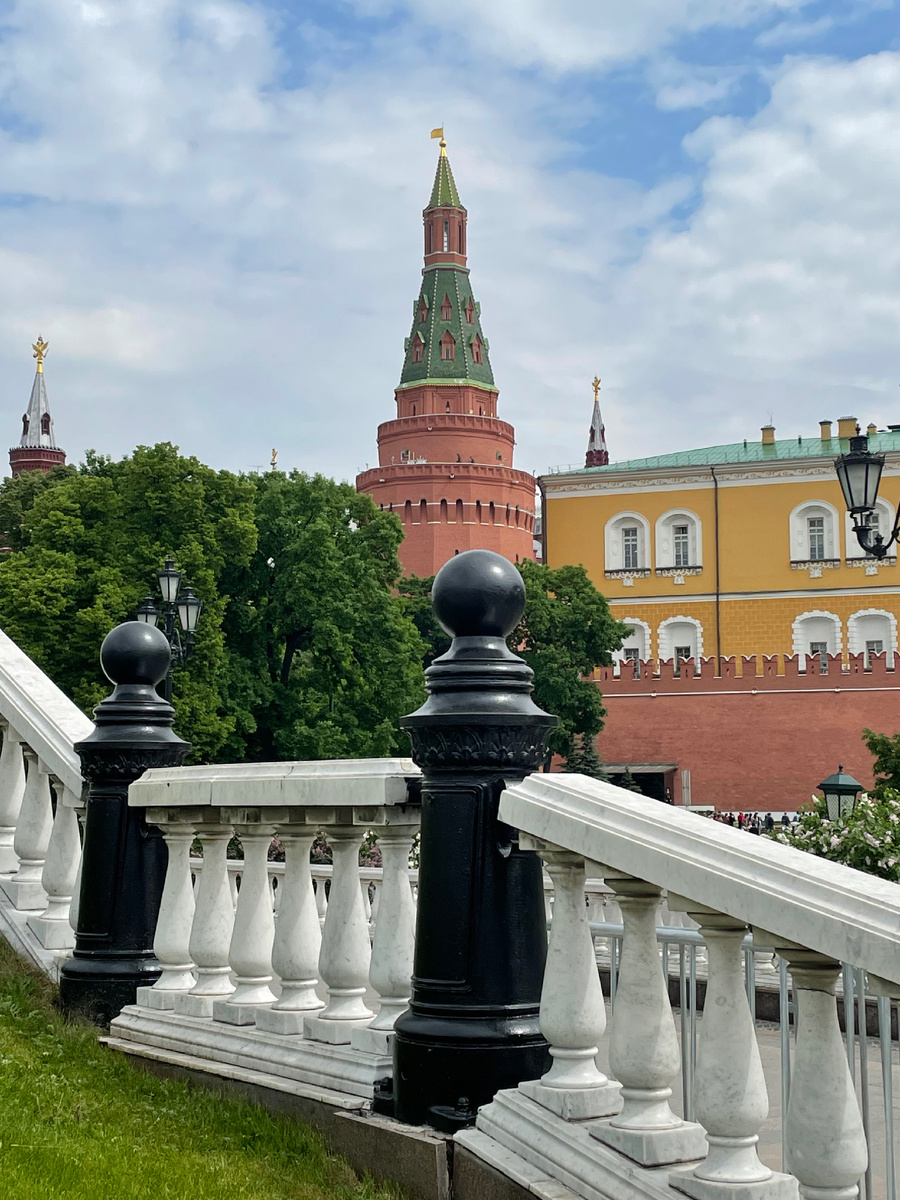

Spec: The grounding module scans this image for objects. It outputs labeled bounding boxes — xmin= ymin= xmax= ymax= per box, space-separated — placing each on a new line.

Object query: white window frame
xmin=791 ymin=610 xmax=842 ymax=663
xmin=844 ymin=500 xmax=896 ymax=560
xmin=605 ymin=512 xmax=652 ymax=573
xmin=655 ymin=509 xmax=702 ymax=570
xmin=847 ymin=609 xmax=897 ymax=662
xmin=789 ymin=501 xmax=840 ymax=563
xmin=658 ymin=615 xmax=703 ymax=662
xmin=613 ymin=618 xmax=651 ymax=667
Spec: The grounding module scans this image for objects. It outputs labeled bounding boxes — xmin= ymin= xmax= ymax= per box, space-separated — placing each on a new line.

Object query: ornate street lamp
xmin=134 ymin=558 xmax=202 ymax=703
xmin=817 ymin=765 xmax=864 ymax=821
xmin=835 ymin=432 xmax=899 ymax=558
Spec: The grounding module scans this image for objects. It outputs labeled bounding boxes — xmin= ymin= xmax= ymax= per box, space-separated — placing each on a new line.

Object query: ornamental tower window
xmin=471 ymin=335 xmax=483 ymax=365
xmin=464 ymin=298 xmax=474 ymax=323
xmin=412 ymin=336 xmax=424 ymax=364
xmin=443 ymin=220 xmax=450 ymax=251
xmin=418 ymin=296 xmax=428 ymax=324
xmin=440 ymin=331 xmax=455 ymax=361
xmin=441 ymin=294 xmax=452 ymax=320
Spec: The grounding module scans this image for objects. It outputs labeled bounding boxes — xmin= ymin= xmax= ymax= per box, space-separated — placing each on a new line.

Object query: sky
xmin=1 ymin=0 xmax=899 ymax=483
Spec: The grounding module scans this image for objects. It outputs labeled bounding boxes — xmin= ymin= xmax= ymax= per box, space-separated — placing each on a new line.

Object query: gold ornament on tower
xmin=32 ymin=336 xmax=49 ymax=372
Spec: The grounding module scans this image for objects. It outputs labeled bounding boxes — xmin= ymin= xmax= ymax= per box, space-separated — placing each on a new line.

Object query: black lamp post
xmin=135 ymin=557 xmax=203 ymax=702
xmin=817 ymin=765 xmax=864 ymax=821
xmin=835 ymin=433 xmax=899 ymax=558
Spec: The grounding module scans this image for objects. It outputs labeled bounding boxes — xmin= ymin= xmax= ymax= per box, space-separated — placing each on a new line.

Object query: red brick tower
xmin=9 ymin=337 xmax=66 ymax=476
xmin=356 ymin=136 xmax=535 ymax=578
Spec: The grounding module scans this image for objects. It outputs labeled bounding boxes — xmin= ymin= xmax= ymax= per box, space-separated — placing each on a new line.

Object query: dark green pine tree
xmin=620 ymin=766 xmax=643 ymax=794
xmin=579 ymin=733 xmax=609 ymax=782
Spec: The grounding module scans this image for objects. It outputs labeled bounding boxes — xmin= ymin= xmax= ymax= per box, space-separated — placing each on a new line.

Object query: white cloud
xmin=350 ymin=0 xmax=814 ymax=71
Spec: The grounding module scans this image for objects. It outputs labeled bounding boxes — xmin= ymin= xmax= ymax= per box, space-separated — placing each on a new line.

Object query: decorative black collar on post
xmin=392 ymin=549 xmax=557 ymax=1130
xmin=59 ymin=621 xmax=190 ymax=1025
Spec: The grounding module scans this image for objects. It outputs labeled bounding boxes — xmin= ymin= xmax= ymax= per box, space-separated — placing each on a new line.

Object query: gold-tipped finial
xmin=592 ymin=375 xmax=601 ymax=402
xmin=270 ymin=448 xmax=278 ymax=470
xmin=32 ymin=336 xmax=49 ymax=373
xmin=430 ymin=126 xmax=446 ymax=156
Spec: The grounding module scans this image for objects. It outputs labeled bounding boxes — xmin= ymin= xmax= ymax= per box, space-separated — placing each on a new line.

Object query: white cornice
xmin=607 ymin=585 xmax=900 ymax=605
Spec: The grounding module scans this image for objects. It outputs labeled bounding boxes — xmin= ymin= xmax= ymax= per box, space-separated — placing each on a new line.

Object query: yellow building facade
xmin=541 ymin=417 xmax=900 ymax=666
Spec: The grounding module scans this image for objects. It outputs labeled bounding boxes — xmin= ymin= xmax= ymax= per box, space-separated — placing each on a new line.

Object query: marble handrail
xmin=462 ymin=773 xmax=889 ymax=1200
xmin=111 ymin=757 xmax=422 ymax=1101
xmin=0 ymin=627 xmax=93 ymax=962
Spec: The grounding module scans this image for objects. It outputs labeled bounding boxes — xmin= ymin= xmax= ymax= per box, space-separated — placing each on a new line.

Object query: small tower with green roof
xmin=357 ymin=135 xmax=536 ymax=577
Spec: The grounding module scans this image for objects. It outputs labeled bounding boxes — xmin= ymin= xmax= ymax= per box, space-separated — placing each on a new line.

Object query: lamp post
xmin=817 ymin=765 xmax=864 ymax=821
xmin=834 ymin=432 xmax=899 ymax=558
xmin=135 ymin=557 xmax=202 ymax=703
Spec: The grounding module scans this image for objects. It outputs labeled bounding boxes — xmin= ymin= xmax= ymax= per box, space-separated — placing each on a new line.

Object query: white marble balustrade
xmin=460 ymin=772 xmax=899 ymax=1200
xmin=110 ymin=758 xmax=422 ymax=1103
xmin=0 ymin=627 xmax=93 ymax=969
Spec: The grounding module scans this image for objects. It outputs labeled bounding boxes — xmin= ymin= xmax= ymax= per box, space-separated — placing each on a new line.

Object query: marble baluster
xmin=174 ymin=821 xmax=235 ymax=1018
xmin=669 ymin=904 xmax=795 ymax=1200
xmin=138 ymin=814 xmax=197 ymax=1009
xmin=0 ymin=723 xmax=26 ymax=874
xmin=1 ymin=750 xmax=54 ymax=911
xmin=27 ymin=782 xmax=81 ymax=950
xmin=780 ymin=947 xmax=868 ymax=1200
xmin=257 ymin=823 xmax=324 ymax=1035
xmin=304 ymin=820 xmax=373 ymax=1043
xmin=352 ymin=823 xmax=418 ymax=1055
xmin=519 ymin=842 xmax=622 ymax=1120
xmin=314 ymin=872 xmax=328 ymax=925
xmin=590 ymin=873 xmax=706 ymax=1166
xmin=68 ymin=810 xmax=86 ymax=938
xmin=213 ymin=819 xmax=279 ymax=1025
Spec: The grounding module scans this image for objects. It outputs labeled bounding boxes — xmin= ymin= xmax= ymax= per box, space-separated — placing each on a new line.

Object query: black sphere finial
xmin=432 ymin=549 xmax=525 ymax=639
xmin=100 ymin=622 xmax=172 ymax=687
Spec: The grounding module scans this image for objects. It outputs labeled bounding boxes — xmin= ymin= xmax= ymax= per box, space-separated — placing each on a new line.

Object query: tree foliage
xmin=861 ymin=727 xmax=900 ymax=798
xmin=0 ymin=448 xmax=424 ymax=763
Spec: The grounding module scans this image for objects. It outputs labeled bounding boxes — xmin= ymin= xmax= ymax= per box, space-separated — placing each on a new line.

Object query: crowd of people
xmin=712 ymin=810 xmax=794 ymax=834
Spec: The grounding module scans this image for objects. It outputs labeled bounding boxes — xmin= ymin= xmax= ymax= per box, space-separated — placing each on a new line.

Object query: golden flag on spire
xmin=430 ymin=127 xmax=443 ymax=140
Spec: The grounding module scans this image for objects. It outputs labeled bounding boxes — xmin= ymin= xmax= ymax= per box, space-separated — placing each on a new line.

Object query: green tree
xmin=0 ymin=445 xmax=257 ymax=759
xmin=861 ymin=728 xmax=900 ymax=797
xmin=0 ymin=450 xmax=425 ymax=764
xmin=620 ymin=766 xmax=643 ymax=794
xmin=222 ymin=471 xmax=425 ymax=761
xmin=513 ymin=560 xmax=628 ymax=762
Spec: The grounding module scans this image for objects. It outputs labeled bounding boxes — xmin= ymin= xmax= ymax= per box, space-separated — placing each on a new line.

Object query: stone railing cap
xmin=129 ymin=756 xmax=421 ymax=809
xmin=500 ymin=773 xmax=900 ymax=987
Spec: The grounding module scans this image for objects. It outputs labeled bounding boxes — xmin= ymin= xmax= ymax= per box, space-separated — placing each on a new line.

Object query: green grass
xmin=0 ymin=939 xmax=406 ymax=1200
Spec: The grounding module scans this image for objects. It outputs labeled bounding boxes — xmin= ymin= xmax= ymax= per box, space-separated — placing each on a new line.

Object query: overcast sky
xmin=1 ymin=0 xmax=898 ymax=482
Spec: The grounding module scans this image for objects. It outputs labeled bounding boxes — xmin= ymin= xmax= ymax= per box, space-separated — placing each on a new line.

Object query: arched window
xmin=848 ymin=609 xmax=897 ymax=665
xmin=845 ymin=500 xmax=896 ymax=560
xmin=411 ymin=404 xmax=416 ymax=415
xmin=426 ymin=224 xmax=433 ymax=254
xmin=614 ymin=619 xmax=651 ymax=670
xmin=420 ymin=499 xmax=428 ymax=524
xmin=789 ymin=501 xmax=840 ymax=564
xmin=443 ymin=220 xmax=449 ymax=252
xmin=655 ymin=509 xmax=702 ymax=571
xmin=440 ymin=331 xmax=455 ymax=361
xmin=418 ymin=296 xmax=428 ymax=324
xmin=456 ymin=499 xmax=465 ymax=524
xmin=470 ymin=335 xmax=483 ymax=365
xmin=445 ymin=401 xmax=451 ymax=413
xmin=403 ymin=500 xmax=412 ymax=524
xmin=440 ymin=499 xmax=448 ymax=522
xmin=792 ymin=611 xmax=841 ymax=668
xmin=476 ymin=500 xmax=483 ymax=523
xmin=40 ymin=413 xmax=51 ymax=436
xmin=489 ymin=501 xmax=496 ymax=525
xmin=464 ymin=297 xmax=474 ymax=324
xmin=441 ymin=294 xmax=452 ymax=321
xmin=457 ymin=224 xmax=463 ymax=253
xmin=658 ymin=616 xmax=703 ymax=664
xmin=604 ymin=512 xmax=651 ymax=574
xmin=411 ymin=334 xmax=424 ymax=364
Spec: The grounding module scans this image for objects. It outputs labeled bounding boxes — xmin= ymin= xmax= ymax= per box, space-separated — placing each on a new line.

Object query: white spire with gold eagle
xmin=21 ymin=337 xmax=58 ymax=449
xmin=585 ymin=375 xmax=608 ymax=467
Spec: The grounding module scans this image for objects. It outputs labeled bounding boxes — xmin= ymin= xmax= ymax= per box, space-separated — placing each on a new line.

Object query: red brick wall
xmin=595 ymin=657 xmax=900 ymax=810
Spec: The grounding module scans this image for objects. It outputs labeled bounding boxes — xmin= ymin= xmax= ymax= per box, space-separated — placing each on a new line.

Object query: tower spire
xmin=9 ymin=336 xmax=66 ymax=476
xmin=585 ymin=376 xmax=608 ymax=467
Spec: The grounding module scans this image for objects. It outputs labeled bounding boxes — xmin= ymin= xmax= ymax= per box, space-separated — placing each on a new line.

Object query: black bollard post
xmin=392 ymin=549 xmax=558 ymax=1130
xmin=59 ymin=622 xmax=190 ymax=1025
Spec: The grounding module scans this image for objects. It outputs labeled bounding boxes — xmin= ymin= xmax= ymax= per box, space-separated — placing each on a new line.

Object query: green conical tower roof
xmin=398 ymin=142 xmax=495 ymax=391
xmin=429 ymin=144 xmax=462 ymax=208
